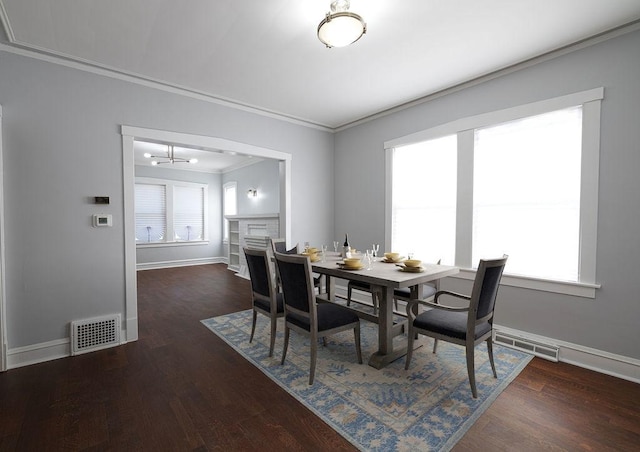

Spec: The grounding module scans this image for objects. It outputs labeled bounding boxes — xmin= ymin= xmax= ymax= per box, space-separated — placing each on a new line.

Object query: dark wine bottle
xmin=343 ymin=234 xmax=350 ymax=257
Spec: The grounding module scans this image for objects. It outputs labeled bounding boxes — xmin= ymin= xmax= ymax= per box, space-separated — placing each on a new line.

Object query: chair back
xmin=271 ymin=238 xmax=298 ymax=255
xmin=274 ymin=252 xmax=315 ymax=317
xmin=244 ymin=247 xmax=275 ymax=301
xmin=468 ymin=255 xmax=508 ymax=325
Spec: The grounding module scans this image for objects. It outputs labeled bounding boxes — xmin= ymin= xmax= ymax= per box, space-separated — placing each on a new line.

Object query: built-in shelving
xmin=225 ymin=214 xmax=280 ymax=276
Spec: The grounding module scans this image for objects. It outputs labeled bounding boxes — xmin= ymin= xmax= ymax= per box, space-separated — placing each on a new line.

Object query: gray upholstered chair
xmin=270 ymin=237 xmax=298 ymax=255
xmin=347 ymin=280 xmax=383 ymax=315
xmin=244 ymin=247 xmax=285 ymax=357
xmin=271 ymin=237 xmax=323 ymax=291
xmin=393 ymin=259 xmax=442 ymax=309
xmin=405 ymin=255 xmax=508 ymax=398
xmin=274 ymin=252 xmax=362 ymax=385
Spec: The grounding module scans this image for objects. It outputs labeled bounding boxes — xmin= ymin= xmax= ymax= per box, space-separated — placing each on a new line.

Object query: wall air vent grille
xmin=71 ymin=314 xmax=121 ymax=355
xmin=494 ymin=329 xmax=559 ymax=362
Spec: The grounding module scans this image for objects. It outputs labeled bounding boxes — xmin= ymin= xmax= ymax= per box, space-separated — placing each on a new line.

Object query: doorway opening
xmin=121 ymin=125 xmax=291 ymax=342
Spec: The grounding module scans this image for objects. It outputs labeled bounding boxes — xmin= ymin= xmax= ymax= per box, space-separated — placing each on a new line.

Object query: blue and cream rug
xmin=201 ymin=310 xmax=532 ymax=451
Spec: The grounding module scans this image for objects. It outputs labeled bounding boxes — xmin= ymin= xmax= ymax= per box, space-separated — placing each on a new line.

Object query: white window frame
xmin=385 ymin=88 xmax=603 ymax=298
xmin=222 ymin=181 xmax=237 ymax=243
xmin=135 ymin=177 xmax=209 ymax=248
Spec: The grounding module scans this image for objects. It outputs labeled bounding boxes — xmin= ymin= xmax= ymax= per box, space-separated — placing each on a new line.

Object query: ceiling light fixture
xmin=144 ymin=145 xmax=198 ymax=166
xmin=317 ymin=0 xmax=366 ymax=48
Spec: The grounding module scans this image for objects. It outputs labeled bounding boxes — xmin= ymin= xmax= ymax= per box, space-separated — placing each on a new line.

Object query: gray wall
xmin=0 ymin=50 xmax=334 ymax=348
xmin=223 ymin=159 xmax=281 ymax=216
xmin=333 ymin=30 xmax=640 ymax=360
xmin=134 ymin=165 xmax=223 ymax=264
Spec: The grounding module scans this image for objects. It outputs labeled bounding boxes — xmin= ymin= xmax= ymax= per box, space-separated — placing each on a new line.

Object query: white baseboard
xmin=136 ymin=257 xmax=224 ymax=271
xmin=493 ymin=325 xmax=640 ymax=384
xmin=6 ymin=300 xmax=640 ymax=384
xmin=7 ymin=338 xmax=70 ymax=369
xmin=7 ymin=326 xmax=134 ymax=369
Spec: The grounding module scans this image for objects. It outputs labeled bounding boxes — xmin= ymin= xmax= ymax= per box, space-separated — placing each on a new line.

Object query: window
xmin=392 ymin=135 xmax=457 ymax=265
xmin=472 ymin=108 xmax=582 ymax=281
xmin=223 ymin=182 xmax=237 ymax=241
xmin=135 ymin=177 xmax=208 ymax=245
xmin=385 ymin=88 xmax=602 ymax=297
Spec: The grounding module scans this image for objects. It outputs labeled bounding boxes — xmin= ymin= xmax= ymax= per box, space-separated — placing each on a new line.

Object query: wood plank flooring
xmin=1 ymin=264 xmax=638 ymax=451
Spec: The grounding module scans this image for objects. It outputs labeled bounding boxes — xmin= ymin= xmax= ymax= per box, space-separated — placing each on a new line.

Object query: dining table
xmin=312 ymin=253 xmax=459 ymax=369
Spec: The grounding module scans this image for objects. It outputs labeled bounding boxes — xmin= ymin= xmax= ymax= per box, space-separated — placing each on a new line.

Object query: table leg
xmin=326 ymin=275 xmax=335 ymax=301
xmin=368 ymin=285 xmax=408 ymax=369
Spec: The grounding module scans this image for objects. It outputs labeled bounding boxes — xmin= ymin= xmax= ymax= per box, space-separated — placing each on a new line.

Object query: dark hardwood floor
xmin=1 ymin=264 xmax=638 ymax=451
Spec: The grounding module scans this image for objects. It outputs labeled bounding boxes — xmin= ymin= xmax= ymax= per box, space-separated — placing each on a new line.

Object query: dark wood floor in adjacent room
xmin=1 ymin=264 xmax=638 ymax=451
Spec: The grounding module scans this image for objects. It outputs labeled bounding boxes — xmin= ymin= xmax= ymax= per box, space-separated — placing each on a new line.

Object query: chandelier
xmin=317 ymin=0 xmax=366 ymax=48
xmin=144 ymin=145 xmax=198 ymax=166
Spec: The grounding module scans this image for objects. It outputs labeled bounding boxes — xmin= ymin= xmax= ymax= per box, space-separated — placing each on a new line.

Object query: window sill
xmin=136 ymin=241 xmax=209 ymax=249
xmin=450 ymin=268 xmax=600 ymax=299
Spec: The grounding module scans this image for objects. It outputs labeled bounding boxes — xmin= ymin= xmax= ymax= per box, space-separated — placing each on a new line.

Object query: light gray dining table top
xmin=311 ymin=253 xmax=459 ymax=288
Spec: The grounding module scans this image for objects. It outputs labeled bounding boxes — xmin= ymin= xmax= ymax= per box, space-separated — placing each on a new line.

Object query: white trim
xmin=385 ymin=88 xmax=603 ymax=293
xmin=337 ymin=21 xmax=638 ymax=132
xmin=578 ymin=99 xmax=602 ymax=284
xmin=122 ymin=125 xmax=292 ymax=345
xmin=494 ymin=325 xmax=640 ymax=384
xmin=136 ymin=257 xmax=224 ymax=271
xmin=7 ymin=338 xmax=70 ymax=369
xmin=384 ymin=88 xmax=604 ymax=149
xmin=0 ymin=42 xmax=333 ymax=132
xmin=136 ymin=241 xmax=210 ymax=249
xmin=122 ymin=134 xmax=138 ymax=342
xmin=122 ymin=126 xmax=292 ymax=162
xmin=0 ymin=104 xmax=6 ymax=371
xmin=456 ymin=130 xmax=474 ymax=269
xmin=453 ymin=268 xmax=599 ymax=298
xmin=222 ymin=181 xmax=237 ymax=242
xmin=0 ymin=12 xmax=633 ymax=133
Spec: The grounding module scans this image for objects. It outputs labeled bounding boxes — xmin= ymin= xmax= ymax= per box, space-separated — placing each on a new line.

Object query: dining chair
xmin=274 ymin=251 xmax=363 ymax=385
xmin=270 ymin=237 xmax=298 ymax=254
xmin=393 ymin=259 xmax=442 ymax=310
xmin=347 ymin=281 xmax=383 ymax=315
xmin=270 ymin=237 xmax=323 ymax=292
xmin=405 ymin=255 xmax=508 ymax=398
xmin=244 ymin=247 xmax=285 ymax=357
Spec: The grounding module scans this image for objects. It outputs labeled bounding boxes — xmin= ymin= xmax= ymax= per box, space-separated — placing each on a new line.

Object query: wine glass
xmin=372 ymin=244 xmax=380 ymax=258
xmin=333 ymin=241 xmax=339 ymax=253
xmin=365 ymin=250 xmax=373 ymax=270
xmin=321 ymin=244 xmax=328 ymax=262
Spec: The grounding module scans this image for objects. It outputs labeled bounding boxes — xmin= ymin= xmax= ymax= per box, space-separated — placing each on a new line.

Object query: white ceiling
xmin=1 ymin=0 xmax=640 ymax=130
xmin=133 ymin=140 xmax=262 ymax=173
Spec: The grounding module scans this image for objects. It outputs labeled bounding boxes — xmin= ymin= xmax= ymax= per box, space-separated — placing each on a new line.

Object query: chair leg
xmin=432 ymin=338 xmax=438 ymax=353
xmin=322 ymin=337 xmax=327 ymax=347
xmin=371 ymin=291 xmax=378 ymax=315
xmin=268 ymin=316 xmax=277 ymax=357
xmin=280 ymin=327 xmax=290 ymax=365
xmin=354 ymin=325 xmax=363 ymax=364
xmin=405 ymin=326 xmax=415 ymax=370
xmin=466 ymin=341 xmax=478 ymax=398
xmin=347 ymin=285 xmax=352 ymax=307
xmin=309 ymin=337 xmax=318 ymax=385
xmin=487 ymin=337 xmax=497 ymax=378
xmin=249 ymin=310 xmax=257 ymax=343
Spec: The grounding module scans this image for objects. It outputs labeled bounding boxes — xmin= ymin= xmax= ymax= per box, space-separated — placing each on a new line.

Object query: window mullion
xmin=456 ymin=129 xmax=474 ymax=268
xmin=166 ymin=184 xmax=175 ymax=242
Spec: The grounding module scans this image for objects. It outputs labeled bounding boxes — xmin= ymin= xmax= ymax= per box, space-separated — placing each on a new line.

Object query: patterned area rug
xmin=201 ymin=310 xmax=532 ymax=451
